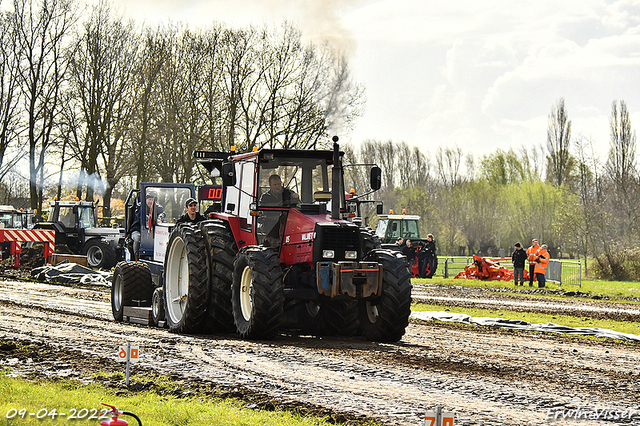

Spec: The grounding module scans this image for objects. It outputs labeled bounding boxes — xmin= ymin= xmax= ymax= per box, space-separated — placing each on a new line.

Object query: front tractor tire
xmin=111 ymin=261 xmax=153 ymax=321
xmin=163 ymin=224 xmax=209 ymax=334
xmin=84 ymin=239 xmax=117 ymax=269
xmin=360 ymin=249 xmax=412 ymax=342
xmin=232 ymin=246 xmax=284 ymax=339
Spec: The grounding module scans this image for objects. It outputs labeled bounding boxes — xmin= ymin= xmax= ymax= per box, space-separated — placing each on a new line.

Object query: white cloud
xmin=53 ymin=0 xmax=640 ymax=160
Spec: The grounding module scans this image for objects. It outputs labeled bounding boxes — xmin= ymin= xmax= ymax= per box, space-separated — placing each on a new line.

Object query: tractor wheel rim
xmin=113 ymin=275 xmax=122 ymax=311
xmin=305 ymin=301 xmax=320 ymax=317
xmin=87 ymin=246 xmax=103 ymax=266
xmin=166 ymin=237 xmax=188 ymax=323
xmin=240 ymin=265 xmax=253 ymax=321
xmin=365 ymin=301 xmax=379 ymax=323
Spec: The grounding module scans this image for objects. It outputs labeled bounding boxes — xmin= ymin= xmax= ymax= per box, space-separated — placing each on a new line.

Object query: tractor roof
xmin=194 ymin=148 xmax=341 ymax=173
xmin=377 ymin=214 xmax=421 ymax=220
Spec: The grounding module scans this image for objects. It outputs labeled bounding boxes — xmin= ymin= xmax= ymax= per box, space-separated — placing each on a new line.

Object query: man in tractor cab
xmin=259 ymin=174 xmax=299 ymax=206
xmin=176 ymin=198 xmax=206 ymax=225
xmin=145 ymin=191 xmax=165 ymax=223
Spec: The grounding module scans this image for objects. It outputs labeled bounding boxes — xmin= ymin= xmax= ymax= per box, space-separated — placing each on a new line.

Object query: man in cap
xmin=176 ymin=197 xmax=206 ymax=225
xmin=511 ymin=242 xmax=527 ymax=286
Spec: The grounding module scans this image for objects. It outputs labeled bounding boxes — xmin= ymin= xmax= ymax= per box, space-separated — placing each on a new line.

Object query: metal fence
xmin=443 ymin=256 xmax=472 ymax=278
xmin=442 ymin=256 xmax=582 ymax=286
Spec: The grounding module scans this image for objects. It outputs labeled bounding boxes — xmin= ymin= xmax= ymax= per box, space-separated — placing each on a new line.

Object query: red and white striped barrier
xmin=0 ymin=229 xmax=55 ymax=267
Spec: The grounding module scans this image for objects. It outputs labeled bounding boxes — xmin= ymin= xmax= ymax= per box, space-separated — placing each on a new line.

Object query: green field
xmin=0 ymin=371 xmax=378 ymax=426
xmin=414 ymin=275 xmax=640 ymax=301
xmin=411 ymin=275 xmax=640 ymax=337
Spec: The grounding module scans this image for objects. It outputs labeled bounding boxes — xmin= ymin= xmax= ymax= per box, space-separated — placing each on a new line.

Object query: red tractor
xmin=112 ymin=137 xmax=412 ymax=342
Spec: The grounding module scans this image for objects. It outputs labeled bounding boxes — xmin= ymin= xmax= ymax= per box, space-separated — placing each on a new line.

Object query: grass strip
xmin=411 ymin=302 xmax=640 ymax=336
xmin=0 ymin=371 xmax=377 ymax=426
xmin=413 ymin=277 xmax=640 ymax=301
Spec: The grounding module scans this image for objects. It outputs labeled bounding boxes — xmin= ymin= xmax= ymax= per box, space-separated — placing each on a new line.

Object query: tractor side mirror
xmin=221 ymin=163 xmax=236 ymax=187
xmin=370 ymin=166 xmax=381 ymax=190
xmin=376 ymin=203 xmax=383 ymax=215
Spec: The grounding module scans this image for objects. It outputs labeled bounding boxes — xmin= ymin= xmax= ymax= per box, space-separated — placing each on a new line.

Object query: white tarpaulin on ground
xmin=30 ymin=262 xmax=111 ymax=286
xmin=411 ymin=311 xmax=640 ymax=342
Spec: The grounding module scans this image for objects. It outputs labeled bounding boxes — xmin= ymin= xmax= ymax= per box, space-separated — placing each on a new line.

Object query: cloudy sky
xmin=108 ymin=0 xmax=640 ymax=159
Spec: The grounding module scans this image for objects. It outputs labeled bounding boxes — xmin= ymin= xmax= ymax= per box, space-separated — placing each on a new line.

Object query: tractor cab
xmin=0 ymin=205 xmax=25 ymax=229
xmin=375 ymin=213 xmax=422 ymax=244
xmin=123 ymin=183 xmax=195 ymax=266
xmin=197 ymin=143 xmax=381 ymax=266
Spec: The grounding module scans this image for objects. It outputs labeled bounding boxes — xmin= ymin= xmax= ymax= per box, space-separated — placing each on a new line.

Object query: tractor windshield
xmin=78 ymin=206 xmax=95 ymax=229
xmin=143 ymin=186 xmax=192 ymax=226
xmin=0 ymin=212 xmax=12 ymax=228
xmin=258 ymin=157 xmax=331 ymax=207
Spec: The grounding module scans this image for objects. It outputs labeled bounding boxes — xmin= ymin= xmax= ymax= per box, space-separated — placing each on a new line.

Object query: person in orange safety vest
xmin=534 ymin=244 xmax=549 ymax=288
xmin=526 ymin=239 xmax=539 ymax=286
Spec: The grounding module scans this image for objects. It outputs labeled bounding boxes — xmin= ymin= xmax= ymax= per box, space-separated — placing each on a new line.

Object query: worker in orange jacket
xmin=534 ymin=244 xmax=549 ymax=288
xmin=526 ymin=239 xmax=539 ymax=286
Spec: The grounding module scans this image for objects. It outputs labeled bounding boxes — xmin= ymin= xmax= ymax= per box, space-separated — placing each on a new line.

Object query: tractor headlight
xmin=322 ymin=250 xmax=335 ymax=259
xmin=345 ymin=250 xmax=357 ymax=259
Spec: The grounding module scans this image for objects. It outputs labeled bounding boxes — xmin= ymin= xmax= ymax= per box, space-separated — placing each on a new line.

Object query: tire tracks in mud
xmin=1 ymin=278 xmax=640 ymax=425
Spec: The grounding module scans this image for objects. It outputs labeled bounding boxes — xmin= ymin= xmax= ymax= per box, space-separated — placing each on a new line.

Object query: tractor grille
xmin=313 ymin=223 xmax=360 ymax=262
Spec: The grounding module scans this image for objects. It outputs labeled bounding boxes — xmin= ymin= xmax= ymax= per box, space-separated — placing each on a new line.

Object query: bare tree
xmin=435 ymin=146 xmax=464 ymax=189
xmin=546 ymin=98 xmax=572 ymax=186
xmin=0 ymin=10 xmax=23 ymax=174
xmin=13 ymin=0 xmax=77 ymax=214
xmin=67 ymin=0 xmax=139 ymax=211
xmin=606 ymin=100 xmax=637 ymax=191
xmin=130 ymin=27 xmax=167 ymax=185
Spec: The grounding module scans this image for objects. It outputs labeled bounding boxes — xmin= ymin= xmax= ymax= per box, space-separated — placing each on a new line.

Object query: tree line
xmin=345 ymin=98 xmax=638 ymax=280
xmin=0 ymin=0 xmax=363 ymax=215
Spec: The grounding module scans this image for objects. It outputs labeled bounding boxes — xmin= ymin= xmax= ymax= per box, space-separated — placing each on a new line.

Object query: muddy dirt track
xmin=1 ymin=278 xmax=640 ymax=426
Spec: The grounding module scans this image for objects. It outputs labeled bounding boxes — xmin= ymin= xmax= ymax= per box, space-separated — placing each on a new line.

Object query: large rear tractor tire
xmin=232 ymin=246 xmax=284 ymax=339
xmin=111 ymin=261 xmax=153 ymax=321
xmin=359 ymin=249 xmax=412 ymax=342
xmin=163 ymin=224 xmax=209 ymax=334
xmin=199 ymin=220 xmax=237 ymax=333
xmin=84 ymin=239 xmax=117 ymax=269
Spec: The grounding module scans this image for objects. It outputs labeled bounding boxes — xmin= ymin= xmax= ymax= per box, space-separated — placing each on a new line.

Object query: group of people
xmin=511 ymin=238 xmax=549 ymax=287
xmin=397 ymin=234 xmax=437 ymax=278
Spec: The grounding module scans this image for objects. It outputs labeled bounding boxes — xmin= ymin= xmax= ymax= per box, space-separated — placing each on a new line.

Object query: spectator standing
xmin=422 ymin=234 xmax=437 ymax=278
xmin=511 ymin=242 xmax=527 ymax=286
xmin=401 ymin=239 xmax=415 ymax=264
xmin=526 ymin=239 xmax=540 ymax=286
xmin=534 ymin=244 xmax=550 ymax=288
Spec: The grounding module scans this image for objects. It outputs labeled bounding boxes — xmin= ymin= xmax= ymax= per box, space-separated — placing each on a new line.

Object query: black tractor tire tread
xmin=199 ymin=219 xmax=237 ymax=333
xmin=361 ymin=249 xmax=412 ymax=342
xmin=111 ymin=261 xmax=153 ymax=321
xmin=360 ymin=227 xmax=382 ymax=256
xmin=232 ymin=246 xmax=284 ymax=339
xmin=316 ymin=300 xmax=360 ymax=336
xmin=152 ymin=287 xmax=165 ymax=326
xmin=163 ymin=224 xmax=210 ymax=334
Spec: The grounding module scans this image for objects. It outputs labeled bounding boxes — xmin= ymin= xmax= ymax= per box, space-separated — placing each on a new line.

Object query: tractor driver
xmin=259 ymin=174 xmax=299 ymax=206
xmin=145 ymin=191 xmax=165 ymax=223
